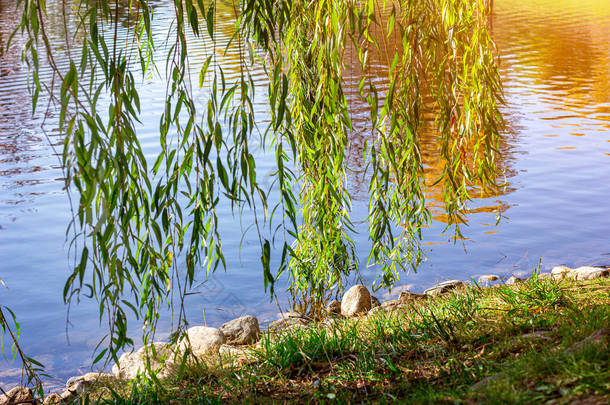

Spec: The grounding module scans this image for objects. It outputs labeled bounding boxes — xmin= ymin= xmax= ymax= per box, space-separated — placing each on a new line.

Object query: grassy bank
xmin=87 ymin=275 xmax=609 ymax=404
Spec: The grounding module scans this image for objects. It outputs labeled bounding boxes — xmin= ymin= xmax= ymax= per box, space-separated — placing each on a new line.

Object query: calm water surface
xmin=1 ymin=0 xmax=609 ymax=389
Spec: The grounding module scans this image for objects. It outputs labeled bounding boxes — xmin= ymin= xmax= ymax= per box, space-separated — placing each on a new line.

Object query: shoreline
xmin=2 ymin=264 xmax=609 ymax=404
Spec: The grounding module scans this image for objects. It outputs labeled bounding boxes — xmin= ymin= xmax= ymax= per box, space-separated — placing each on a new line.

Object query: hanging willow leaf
xmin=13 ymin=0 xmax=503 ymax=369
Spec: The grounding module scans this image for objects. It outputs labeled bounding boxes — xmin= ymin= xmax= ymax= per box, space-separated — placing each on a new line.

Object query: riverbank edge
xmin=4 ymin=266 xmax=610 ymax=404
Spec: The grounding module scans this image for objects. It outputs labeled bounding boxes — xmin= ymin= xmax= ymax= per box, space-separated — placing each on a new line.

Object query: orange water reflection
xmin=342 ymin=0 xmax=610 ymax=227
xmin=492 ymin=0 xmax=610 ymax=133
xmin=341 ymin=3 xmax=514 ymax=226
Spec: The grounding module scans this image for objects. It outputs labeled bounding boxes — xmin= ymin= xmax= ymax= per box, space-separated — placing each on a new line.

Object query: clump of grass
xmin=495 ymin=274 xmax=572 ymax=328
xmin=85 ymin=276 xmax=610 ymax=404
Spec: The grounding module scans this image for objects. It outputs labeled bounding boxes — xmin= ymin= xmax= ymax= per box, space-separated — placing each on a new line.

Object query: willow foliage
xmin=15 ymin=0 xmax=503 ymax=362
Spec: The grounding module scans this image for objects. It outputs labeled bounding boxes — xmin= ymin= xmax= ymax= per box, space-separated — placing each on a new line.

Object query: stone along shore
xmin=1 ymin=264 xmax=608 ymax=405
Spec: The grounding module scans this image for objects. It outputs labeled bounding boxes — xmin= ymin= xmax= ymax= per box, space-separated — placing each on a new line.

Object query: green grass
xmin=83 ymin=275 xmax=610 ymax=404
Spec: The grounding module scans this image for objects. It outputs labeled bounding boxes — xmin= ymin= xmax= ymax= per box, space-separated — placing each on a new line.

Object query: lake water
xmin=1 ymin=0 xmax=609 ymax=390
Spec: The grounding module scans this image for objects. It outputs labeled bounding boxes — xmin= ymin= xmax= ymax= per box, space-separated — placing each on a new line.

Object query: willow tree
xmin=14 ymin=0 xmax=503 ymax=364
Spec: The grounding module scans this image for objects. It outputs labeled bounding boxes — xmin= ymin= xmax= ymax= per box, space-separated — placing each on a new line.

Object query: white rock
xmin=112 ymin=351 xmax=137 ymax=379
xmin=340 ymin=285 xmax=371 ymax=317
xmin=551 ymin=266 xmax=572 ymax=280
xmin=220 ymin=315 xmax=260 ymax=345
xmin=219 ymin=344 xmax=247 ymax=357
xmin=179 ymin=326 xmax=226 ymax=357
xmin=570 ymin=266 xmax=609 ymax=281
xmin=66 ymin=381 xmax=86 ymax=396
xmin=112 ymin=342 xmax=177 ymax=380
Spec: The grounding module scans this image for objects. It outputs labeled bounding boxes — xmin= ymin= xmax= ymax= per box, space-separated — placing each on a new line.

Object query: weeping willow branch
xmin=249 ymin=0 xmax=503 ymax=305
xmin=15 ymin=0 xmax=504 ymax=366
xmin=362 ymin=0 xmax=504 ymax=287
xmin=0 ymin=307 xmax=45 ymax=396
